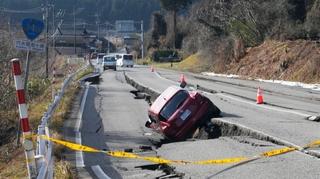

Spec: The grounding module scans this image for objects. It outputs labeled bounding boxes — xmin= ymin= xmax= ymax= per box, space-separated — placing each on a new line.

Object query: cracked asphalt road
xmin=74 ymin=67 xmax=320 ymax=178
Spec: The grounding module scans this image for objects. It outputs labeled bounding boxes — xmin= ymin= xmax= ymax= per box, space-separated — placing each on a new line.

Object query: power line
xmin=0 ymin=6 xmax=42 ymax=14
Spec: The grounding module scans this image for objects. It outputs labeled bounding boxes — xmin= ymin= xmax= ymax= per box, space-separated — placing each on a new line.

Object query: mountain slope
xmin=225 ymin=40 xmax=320 ymax=83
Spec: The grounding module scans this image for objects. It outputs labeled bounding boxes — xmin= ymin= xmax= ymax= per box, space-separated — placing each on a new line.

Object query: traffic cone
xmin=256 ymin=87 xmax=264 ymax=104
xmin=151 ymin=65 xmax=154 ymax=72
xmin=179 ymin=74 xmax=187 ymax=88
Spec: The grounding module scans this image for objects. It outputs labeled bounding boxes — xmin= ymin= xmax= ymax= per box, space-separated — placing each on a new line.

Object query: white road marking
xmin=75 ymin=83 xmax=90 ymax=168
xmin=91 ymin=165 xmax=112 ymax=179
xmin=155 ymin=71 xmax=178 ymax=84
xmin=75 ymin=132 xmax=85 ymax=167
xmin=216 ymin=93 xmax=310 ymax=117
xmin=76 ymin=83 xmax=90 ymax=130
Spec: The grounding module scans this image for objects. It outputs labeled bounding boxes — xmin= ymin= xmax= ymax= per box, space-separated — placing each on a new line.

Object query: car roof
xmin=104 ymin=55 xmax=115 ymax=57
xmin=149 ymin=86 xmax=182 ymax=114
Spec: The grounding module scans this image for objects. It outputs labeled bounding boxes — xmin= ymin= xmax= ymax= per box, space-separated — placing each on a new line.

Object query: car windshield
xmin=123 ymin=55 xmax=133 ymax=60
xmin=104 ymin=57 xmax=115 ymax=62
xmin=159 ymin=90 xmax=188 ymax=121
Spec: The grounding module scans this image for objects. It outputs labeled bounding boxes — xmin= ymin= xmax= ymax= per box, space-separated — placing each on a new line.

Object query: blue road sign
xmin=22 ymin=18 xmax=44 ymax=41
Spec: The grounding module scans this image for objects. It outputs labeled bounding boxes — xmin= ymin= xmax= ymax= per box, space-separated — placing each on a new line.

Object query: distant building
xmin=115 ymin=20 xmax=135 ymax=33
xmin=123 ymin=34 xmax=140 ymax=47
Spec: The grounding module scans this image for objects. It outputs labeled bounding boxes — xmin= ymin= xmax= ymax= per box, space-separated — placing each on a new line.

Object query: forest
xmin=0 ymin=0 xmax=160 ymax=28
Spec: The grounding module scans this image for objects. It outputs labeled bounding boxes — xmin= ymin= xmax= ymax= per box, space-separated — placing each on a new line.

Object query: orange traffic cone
xmin=256 ymin=87 xmax=264 ymax=104
xmin=151 ymin=65 xmax=154 ymax=72
xmin=179 ymin=74 xmax=187 ymax=88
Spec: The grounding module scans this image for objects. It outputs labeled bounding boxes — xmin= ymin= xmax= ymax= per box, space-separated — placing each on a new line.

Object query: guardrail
xmin=35 ymin=65 xmax=88 ymax=179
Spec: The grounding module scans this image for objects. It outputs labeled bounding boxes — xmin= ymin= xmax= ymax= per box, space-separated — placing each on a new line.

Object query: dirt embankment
xmin=225 ymin=40 xmax=320 ymax=83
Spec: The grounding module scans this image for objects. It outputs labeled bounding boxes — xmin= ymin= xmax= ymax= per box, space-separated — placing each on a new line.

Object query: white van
xmin=116 ymin=54 xmax=134 ymax=67
xmin=102 ymin=55 xmax=117 ymax=71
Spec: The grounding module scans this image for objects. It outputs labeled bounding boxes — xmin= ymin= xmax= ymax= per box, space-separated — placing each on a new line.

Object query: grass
xmin=152 ymin=53 xmax=207 ymax=73
xmin=75 ymin=66 xmax=94 ymax=81
xmin=0 ymin=64 xmax=90 ymax=178
xmin=54 ymin=160 xmax=75 ymax=179
xmin=0 ymin=148 xmax=28 ymax=178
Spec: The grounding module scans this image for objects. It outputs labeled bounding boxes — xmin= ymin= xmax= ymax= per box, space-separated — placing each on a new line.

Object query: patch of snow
xmin=256 ymin=79 xmax=320 ymax=91
xmin=202 ymin=72 xmax=320 ymax=91
xmin=201 ymin=72 xmax=240 ymax=78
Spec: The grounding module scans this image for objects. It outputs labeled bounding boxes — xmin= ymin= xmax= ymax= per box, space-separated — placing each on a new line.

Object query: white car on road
xmin=116 ymin=54 xmax=134 ymax=67
xmin=102 ymin=55 xmax=117 ymax=71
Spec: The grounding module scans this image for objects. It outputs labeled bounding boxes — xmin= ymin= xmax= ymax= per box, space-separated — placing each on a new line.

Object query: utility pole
xmin=141 ymin=20 xmax=144 ymax=61
xmin=52 ymin=4 xmax=55 ymax=58
xmin=45 ymin=0 xmax=49 ymax=78
xmin=8 ymin=16 xmax=11 ymax=38
xmin=73 ymin=5 xmax=76 ymax=55
xmin=106 ymin=23 xmax=110 ymax=54
xmin=96 ymin=20 xmax=100 ymax=41
xmin=107 ymin=32 xmax=110 ymax=54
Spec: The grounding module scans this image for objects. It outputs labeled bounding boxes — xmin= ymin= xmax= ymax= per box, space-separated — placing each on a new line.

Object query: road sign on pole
xmin=22 ymin=18 xmax=44 ymax=41
xmin=15 ymin=39 xmax=45 ymax=52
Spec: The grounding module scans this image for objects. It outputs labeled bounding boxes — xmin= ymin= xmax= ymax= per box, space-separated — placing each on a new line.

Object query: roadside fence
xmin=35 ymin=64 xmax=88 ymax=179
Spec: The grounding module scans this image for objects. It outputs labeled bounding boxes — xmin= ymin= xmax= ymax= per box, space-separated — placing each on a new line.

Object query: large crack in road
xmin=124 ymin=71 xmax=320 ymax=159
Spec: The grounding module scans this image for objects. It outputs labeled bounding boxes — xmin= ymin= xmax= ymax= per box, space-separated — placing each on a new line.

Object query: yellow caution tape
xmin=141 ymin=156 xmax=172 ymax=164
xmin=39 ymin=135 xmax=100 ymax=153
xmin=261 ymin=147 xmax=296 ymax=157
xmin=106 ymin=151 xmax=139 ymax=159
xmin=305 ymin=140 xmax=320 ymax=148
xmin=35 ymin=135 xmax=320 ymax=165
xmin=192 ymin=157 xmax=248 ymax=165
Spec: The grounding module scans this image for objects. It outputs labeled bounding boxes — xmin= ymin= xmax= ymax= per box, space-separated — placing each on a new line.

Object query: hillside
xmin=147 ymin=0 xmax=320 ymax=84
xmin=225 ymin=40 xmax=320 ymax=83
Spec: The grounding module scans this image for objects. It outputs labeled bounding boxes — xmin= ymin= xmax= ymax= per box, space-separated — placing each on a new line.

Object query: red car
xmin=145 ymin=86 xmax=221 ymax=140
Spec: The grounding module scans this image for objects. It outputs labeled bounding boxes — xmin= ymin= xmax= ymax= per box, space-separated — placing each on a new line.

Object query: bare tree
xmin=159 ymin=0 xmax=192 ymax=48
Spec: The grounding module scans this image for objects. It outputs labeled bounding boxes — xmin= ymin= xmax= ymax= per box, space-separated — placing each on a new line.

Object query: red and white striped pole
xmin=11 ymin=58 xmax=37 ymax=179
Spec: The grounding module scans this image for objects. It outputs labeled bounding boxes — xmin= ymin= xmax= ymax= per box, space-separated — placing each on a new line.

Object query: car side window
xmin=159 ymin=90 xmax=188 ymax=121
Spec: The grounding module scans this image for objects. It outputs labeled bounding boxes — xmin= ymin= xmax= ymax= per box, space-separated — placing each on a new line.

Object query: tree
xmin=159 ymin=0 xmax=191 ymax=48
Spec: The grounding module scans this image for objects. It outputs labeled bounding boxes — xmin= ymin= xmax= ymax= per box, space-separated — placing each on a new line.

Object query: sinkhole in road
xmin=135 ymin=164 xmax=185 ymax=179
xmin=129 ymin=89 xmax=271 ymax=146
xmin=127 ymin=80 xmax=289 ymax=150
xmin=128 ymin=88 xmax=292 ymax=177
